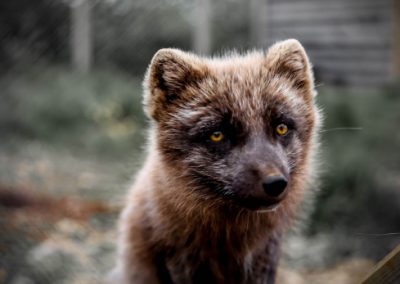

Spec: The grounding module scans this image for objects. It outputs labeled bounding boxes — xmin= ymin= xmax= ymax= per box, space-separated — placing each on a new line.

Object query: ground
xmin=0 ymin=141 xmax=376 ymax=284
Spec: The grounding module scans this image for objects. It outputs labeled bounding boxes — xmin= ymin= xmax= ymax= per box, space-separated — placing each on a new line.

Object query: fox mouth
xmin=231 ymin=194 xmax=286 ymax=211
xmin=224 ymin=174 xmax=290 ymax=211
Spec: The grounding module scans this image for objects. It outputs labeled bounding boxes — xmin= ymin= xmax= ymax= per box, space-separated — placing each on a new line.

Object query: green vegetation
xmin=311 ymin=85 xmax=400 ymax=260
xmin=0 ymin=66 xmax=147 ymax=159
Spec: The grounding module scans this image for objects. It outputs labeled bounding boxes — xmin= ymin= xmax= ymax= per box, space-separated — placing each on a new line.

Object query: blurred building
xmin=264 ymin=0 xmax=398 ymax=87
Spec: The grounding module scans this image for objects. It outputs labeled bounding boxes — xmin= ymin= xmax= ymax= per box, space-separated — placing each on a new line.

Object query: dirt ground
xmin=0 ymin=143 xmax=376 ymax=284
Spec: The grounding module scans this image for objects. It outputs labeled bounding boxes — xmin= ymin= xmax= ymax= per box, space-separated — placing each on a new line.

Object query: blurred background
xmin=0 ymin=0 xmax=399 ymax=283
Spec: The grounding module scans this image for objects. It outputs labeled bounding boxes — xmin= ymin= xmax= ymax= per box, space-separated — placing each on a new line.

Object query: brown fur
xmin=112 ymin=39 xmax=321 ymax=284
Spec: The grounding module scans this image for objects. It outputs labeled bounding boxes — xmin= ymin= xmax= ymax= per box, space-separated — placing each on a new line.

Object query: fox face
xmin=144 ymin=40 xmax=319 ymax=211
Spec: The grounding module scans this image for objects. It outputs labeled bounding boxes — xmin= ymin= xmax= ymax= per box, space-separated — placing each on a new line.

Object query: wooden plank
xmin=316 ymin=66 xmax=390 ymax=78
xmin=299 ymin=42 xmax=390 ymax=51
xmin=269 ymin=24 xmax=389 ymax=40
xmin=317 ymin=72 xmax=389 ymax=87
xmin=361 ymin=245 xmax=400 ymax=284
xmin=270 ymin=0 xmax=390 ymax=11
xmin=270 ymin=0 xmax=390 ymax=15
xmin=268 ymin=14 xmax=388 ymax=25
xmin=313 ymin=60 xmax=389 ymax=72
xmin=269 ymin=6 xmax=388 ymax=23
xmin=309 ymin=49 xmax=390 ymax=61
xmin=268 ymin=36 xmax=389 ymax=48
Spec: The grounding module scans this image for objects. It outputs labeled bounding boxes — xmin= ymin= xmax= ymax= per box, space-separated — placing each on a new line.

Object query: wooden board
xmin=265 ymin=0 xmax=392 ymax=87
xmin=361 ymin=245 xmax=400 ymax=284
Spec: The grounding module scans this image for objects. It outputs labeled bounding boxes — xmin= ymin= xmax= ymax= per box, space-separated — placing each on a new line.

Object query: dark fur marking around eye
xmin=269 ymin=114 xmax=297 ymax=147
xmin=188 ymin=112 xmax=246 ymax=154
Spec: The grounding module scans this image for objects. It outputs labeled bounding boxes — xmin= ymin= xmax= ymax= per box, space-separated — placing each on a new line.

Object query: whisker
xmin=354 ymin=232 xmax=400 ymax=237
xmin=320 ymin=127 xmax=363 ymax=133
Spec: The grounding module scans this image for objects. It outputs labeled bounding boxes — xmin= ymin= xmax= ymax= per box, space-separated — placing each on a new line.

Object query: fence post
xmin=71 ymin=0 xmax=92 ymax=73
xmin=249 ymin=0 xmax=268 ymax=48
xmin=393 ymin=0 xmax=400 ymax=78
xmin=192 ymin=0 xmax=212 ymax=55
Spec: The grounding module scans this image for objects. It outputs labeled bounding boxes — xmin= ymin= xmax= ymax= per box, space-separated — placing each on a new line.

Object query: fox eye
xmin=210 ymin=131 xmax=224 ymax=142
xmin=276 ymin=124 xmax=288 ymax=136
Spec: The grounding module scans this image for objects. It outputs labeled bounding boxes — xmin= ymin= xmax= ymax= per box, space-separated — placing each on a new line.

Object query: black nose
xmin=262 ymin=176 xmax=288 ymax=198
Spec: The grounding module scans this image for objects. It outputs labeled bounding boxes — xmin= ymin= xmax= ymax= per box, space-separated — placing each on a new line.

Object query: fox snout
xmin=235 ymin=168 xmax=289 ymax=210
xmin=230 ymin=139 xmax=290 ymax=210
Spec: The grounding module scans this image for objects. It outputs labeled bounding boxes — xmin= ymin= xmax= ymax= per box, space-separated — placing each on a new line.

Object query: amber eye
xmin=276 ymin=124 xmax=288 ymax=136
xmin=210 ymin=131 xmax=224 ymax=142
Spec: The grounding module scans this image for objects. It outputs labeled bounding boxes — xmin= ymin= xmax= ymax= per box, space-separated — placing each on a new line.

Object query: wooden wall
xmin=265 ymin=0 xmax=393 ymax=87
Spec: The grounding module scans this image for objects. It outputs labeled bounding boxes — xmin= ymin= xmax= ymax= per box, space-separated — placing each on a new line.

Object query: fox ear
xmin=265 ymin=39 xmax=315 ymax=98
xmin=144 ymin=48 xmax=206 ymax=121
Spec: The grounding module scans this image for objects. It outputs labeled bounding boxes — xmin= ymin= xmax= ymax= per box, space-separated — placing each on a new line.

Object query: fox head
xmin=144 ymin=39 xmax=321 ymax=211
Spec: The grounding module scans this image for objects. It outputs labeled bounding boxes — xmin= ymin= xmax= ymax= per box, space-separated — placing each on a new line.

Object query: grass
xmin=311 ymin=85 xmax=400 ymax=261
xmin=0 ymin=65 xmax=148 ymax=204
xmin=0 ymin=65 xmax=147 ymax=160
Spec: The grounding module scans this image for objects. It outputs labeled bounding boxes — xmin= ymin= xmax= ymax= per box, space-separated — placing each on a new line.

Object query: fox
xmin=112 ymin=39 xmax=321 ymax=284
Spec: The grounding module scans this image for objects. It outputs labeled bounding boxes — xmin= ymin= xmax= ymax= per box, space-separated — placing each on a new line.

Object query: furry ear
xmin=265 ymin=39 xmax=315 ymax=99
xmin=144 ymin=48 xmax=206 ymax=121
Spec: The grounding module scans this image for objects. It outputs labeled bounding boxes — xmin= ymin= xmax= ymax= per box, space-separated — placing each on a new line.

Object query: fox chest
xmin=162 ymin=244 xmax=277 ymax=284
